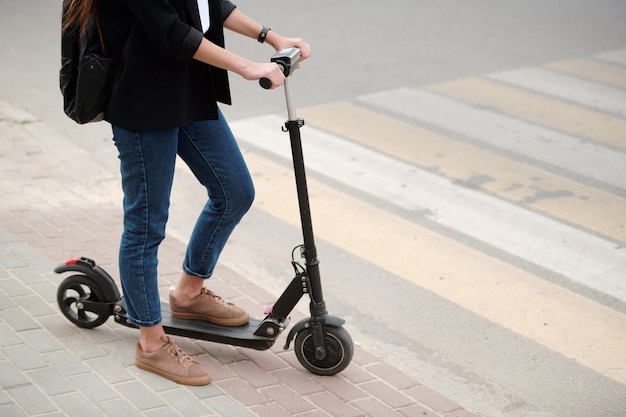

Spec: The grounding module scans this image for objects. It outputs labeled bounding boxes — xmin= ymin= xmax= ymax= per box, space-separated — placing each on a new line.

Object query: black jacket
xmin=96 ymin=0 xmax=237 ymax=130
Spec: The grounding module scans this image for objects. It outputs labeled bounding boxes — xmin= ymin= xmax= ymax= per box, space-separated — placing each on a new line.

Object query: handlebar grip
xmin=259 ymin=77 xmax=273 ymax=89
xmin=259 ymin=61 xmax=288 ymax=89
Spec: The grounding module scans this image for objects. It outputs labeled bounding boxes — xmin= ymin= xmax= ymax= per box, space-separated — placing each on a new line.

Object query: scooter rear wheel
xmin=57 ymin=275 xmax=110 ymax=329
xmin=294 ymin=325 xmax=354 ymax=376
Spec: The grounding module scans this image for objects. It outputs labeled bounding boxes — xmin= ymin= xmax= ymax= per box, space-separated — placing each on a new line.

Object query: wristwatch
xmin=258 ymin=26 xmax=271 ymax=43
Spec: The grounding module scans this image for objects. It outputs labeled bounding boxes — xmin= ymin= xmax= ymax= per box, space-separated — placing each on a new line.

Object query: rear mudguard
xmin=54 ymin=256 xmax=121 ymax=303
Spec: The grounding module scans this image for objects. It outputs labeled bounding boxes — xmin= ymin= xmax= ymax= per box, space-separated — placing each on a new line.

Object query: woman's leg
xmin=170 ymin=110 xmax=254 ymax=323
xmin=112 ymin=126 xmax=177 ymax=344
xmin=113 ymin=125 xmax=210 ymax=385
xmin=177 ymin=109 xmax=255 ymax=280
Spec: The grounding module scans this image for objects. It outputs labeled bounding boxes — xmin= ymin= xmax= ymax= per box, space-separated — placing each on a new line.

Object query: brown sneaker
xmin=135 ymin=335 xmax=211 ymax=386
xmin=169 ymin=288 xmax=249 ymax=326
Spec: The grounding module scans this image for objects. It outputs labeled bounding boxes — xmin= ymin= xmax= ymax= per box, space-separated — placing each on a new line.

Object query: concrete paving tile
xmin=365 ymin=362 xmax=421 ymax=391
xmin=99 ymin=339 xmax=136 ymax=367
xmin=0 ymin=229 xmax=20 ymax=244
xmin=359 ymin=380 xmax=415 ymax=409
xmin=185 ymin=382 xmax=226 ymax=401
xmin=0 ymin=288 xmax=17 ymax=309
xmin=0 ymin=277 xmax=30 ymax=297
xmin=173 ymin=337 xmax=207 ymax=357
xmin=24 ymin=256 xmax=56 ymax=275
xmin=86 ymin=357 xmax=135 ymax=384
xmin=9 ymin=266 xmax=49 ymax=286
xmin=249 ymin=402 xmax=294 ymax=417
xmin=3 ymin=241 xmax=38 ymax=259
xmin=202 ymin=342 xmax=249 ymax=365
xmin=196 ymin=355 xmax=236 ymax=382
xmin=351 ymin=347 xmax=380 ymax=367
xmin=310 ymin=374 xmax=369 ymax=402
xmin=0 ymin=402 xmax=27 ymax=417
xmin=261 ymin=384 xmax=316 ymax=414
xmin=12 ymin=224 xmax=56 ymax=244
xmin=130 ymin=365 xmax=182 ymax=393
xmin=26 ymin=366 xmax=76 ymax=396
xmin=273 ymin=348 xmax=306 ymax=371
xmin=35 ymin=315 xmax=80 ymax=339
xmin=307 ymin=392 xmax=365 ymax=417
xmin=116 ymin=381 xmax=166 ymax=411
xmin=204 ymin=394 xmax=257 ymax=417
xmin=0 ymin=388 xmax=10 ymax=406
xmin=238 ymin=347 xmax=291 ymax=372
xmin=63 ymin=333 xmax=109 ymax=361
xmin=70 ymin=373 xmax=120 ymax=402
xmin=54 ymin=392 xmax=105 ymax=416
xmin=41 ymin=245 xmax=80 ymax=268
xmin=160 ymin=389 xmax=215 ymax=417
xmin=0 ymin=252 xmax=28 ymax=269
xmin=215 ymin=378 xmax=269 ymax=407
xmin=6 ymin=384 xmax=57 ymax=415
xmin=212 ymin=264 xmax=258 ymax=288
xmin=27 ymin=281 xmax=58 ymax=304
xmin=97 ymin=398 xmax=143 ymax=417
xmin=353 ymin=397 xmax=406 ymax=416
xmin=0 ymin=307 xmax=40 ymax=332
xmin=3 ymin=344 xmax=48 ymax=371
xmin=0 ymin=361 xmax=29 ymax=389
xmin=399 ymin=404 xmax=445 ymax=417
xmin=42 ymin=350 xmax=91 ymax=377
xmin=13 ymin=294 xmax=56 ymax=317
xmin=270 ymin=368 xmax=325 ymax=395
xmin=83 ymin=325 xmax=125 ymax=345
xmin=19 ymin=328 xmax=64 ymax=353
xmin=404 ymin=385 xmax=463 ymax=414
xmin=236 ymin=283 xmax=278 ymax=306
xmin=0 ymin=322 xmax=23 ymax=347
xmin=293 ymin=411 xmax=332 ymax=417
xmin=142 ymin=406 xmax=186 ymax=417
xmin=228 ymin=359 xmax=280 ymax=389
xmin=443 ymin=408 xmax=479 ymax=417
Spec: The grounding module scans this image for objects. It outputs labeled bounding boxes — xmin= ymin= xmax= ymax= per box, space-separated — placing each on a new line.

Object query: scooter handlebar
xmin=259 ymin=47 xmax=301 ymax=89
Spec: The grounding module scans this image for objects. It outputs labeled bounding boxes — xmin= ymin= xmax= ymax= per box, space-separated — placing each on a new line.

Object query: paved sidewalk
xmin=0 ymin=100 xmax=478 ymax=417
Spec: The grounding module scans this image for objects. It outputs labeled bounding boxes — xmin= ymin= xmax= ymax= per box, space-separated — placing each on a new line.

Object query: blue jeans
xmin=112 ymin=110 xmax=254 ymax=327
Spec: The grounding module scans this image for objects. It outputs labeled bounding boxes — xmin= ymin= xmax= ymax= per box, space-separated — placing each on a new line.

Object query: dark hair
xmin=62 ymin=0 xmax=97 ymax=35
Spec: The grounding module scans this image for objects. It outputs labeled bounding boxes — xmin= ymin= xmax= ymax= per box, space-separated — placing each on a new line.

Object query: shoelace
xmin=200 ymin=288 xmax=234 ymax=306
xmin=165 ymin=338 xmax=194 ymax=368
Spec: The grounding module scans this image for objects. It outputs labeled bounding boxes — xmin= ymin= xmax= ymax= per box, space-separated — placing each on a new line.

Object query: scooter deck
xmin=157 ymin=302 xmax=277 ymax=351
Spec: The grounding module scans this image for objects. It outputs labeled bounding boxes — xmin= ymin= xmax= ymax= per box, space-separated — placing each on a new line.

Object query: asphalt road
xmin=3 ymin=0 xmax=626 ymax=146
xmin=2 ymin=1 xmax=626 ymax=417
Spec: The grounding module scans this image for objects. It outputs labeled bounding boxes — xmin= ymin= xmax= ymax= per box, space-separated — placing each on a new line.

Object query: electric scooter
xmin=54 ymin=48 xmax=354 ymax=376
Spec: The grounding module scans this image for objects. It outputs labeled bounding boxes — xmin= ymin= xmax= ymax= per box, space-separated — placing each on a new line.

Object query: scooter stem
xmin=283 ymin=78 xmax=325 ymax=309
xmin=284 ymin=77 xmax=297 ymax=121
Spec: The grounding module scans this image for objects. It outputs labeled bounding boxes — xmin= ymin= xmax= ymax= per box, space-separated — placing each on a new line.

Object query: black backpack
xmin=60 ymin=4 xmax=130 ymax=124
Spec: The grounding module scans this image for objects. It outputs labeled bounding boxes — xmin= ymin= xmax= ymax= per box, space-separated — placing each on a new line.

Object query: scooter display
xmin=54 ymin=48 xmax=354 ymax=376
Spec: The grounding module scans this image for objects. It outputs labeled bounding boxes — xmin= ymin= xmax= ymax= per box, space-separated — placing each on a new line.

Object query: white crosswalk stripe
xmin=488 ymin=66 xmax=626 ymax=116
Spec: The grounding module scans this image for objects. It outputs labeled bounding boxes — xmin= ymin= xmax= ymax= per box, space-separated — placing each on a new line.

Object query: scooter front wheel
xmin=57 ymin=275 xmax=110 ymax=329
xmin=294 ymin=325 xmax=354 ymax=376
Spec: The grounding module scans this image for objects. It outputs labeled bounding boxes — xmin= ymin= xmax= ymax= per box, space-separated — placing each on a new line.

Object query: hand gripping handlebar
xmin=259 ymin=48 xmax=301 ymax=89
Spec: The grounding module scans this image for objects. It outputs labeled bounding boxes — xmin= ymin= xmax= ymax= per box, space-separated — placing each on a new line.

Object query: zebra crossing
xmin=222 ymin=48 xmax=626 ymax=416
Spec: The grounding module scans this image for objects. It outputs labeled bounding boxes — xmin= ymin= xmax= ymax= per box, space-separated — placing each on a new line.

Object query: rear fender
xmin=55 ymin=256 xmax=121 ymax=302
